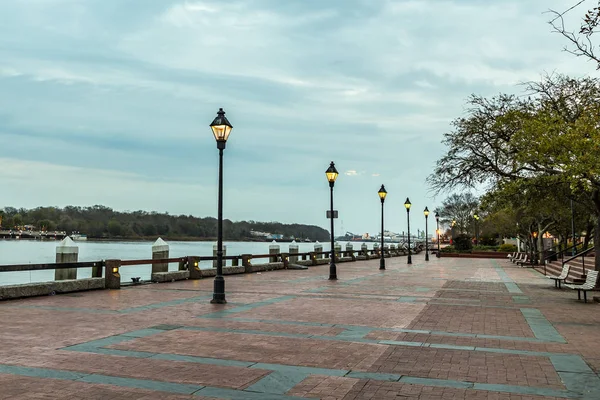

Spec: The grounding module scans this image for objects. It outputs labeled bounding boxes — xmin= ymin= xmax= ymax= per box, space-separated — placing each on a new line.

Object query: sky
xmin=0 ymin=0 xmax=596 ymax=236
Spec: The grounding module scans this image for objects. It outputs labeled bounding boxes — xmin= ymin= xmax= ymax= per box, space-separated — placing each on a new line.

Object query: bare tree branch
xmin=548 ymin=2 xmax=600 ymax=69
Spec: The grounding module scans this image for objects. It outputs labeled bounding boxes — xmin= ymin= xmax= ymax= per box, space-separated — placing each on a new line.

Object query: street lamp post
xmin=473 ymin=214 xmax=480 ymax=245
xmin=532 ymin=230 xmax=539 ymax=265
xmin=404 ymin=198 xmax=412 ymax=264
xmin=378 ymin=185 xmax=387 ymax=270
xmin=326 ymin=162 xmax=339 ymax=280
xmin=435 ymin=212 xmax=440 ymax=257
xmin=424 ymin=207 xmax=429 ymax=261
xmin=209 ymin=108 xmax=233 ymax=304
xmin=451 ymin=219 xmax=456 ymax=245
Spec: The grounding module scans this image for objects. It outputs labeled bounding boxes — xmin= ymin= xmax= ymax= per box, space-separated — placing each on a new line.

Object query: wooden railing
xmin=0 ymin=246 xmax=418 ymax=299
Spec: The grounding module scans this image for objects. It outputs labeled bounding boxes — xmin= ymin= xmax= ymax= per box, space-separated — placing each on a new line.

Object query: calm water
xmin=0 ymin=239 xmax=376 ymax=286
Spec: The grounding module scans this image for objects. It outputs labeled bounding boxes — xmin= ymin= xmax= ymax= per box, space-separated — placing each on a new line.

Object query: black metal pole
xmin=436 ymin=219 xmax=440 ymax=257
xmin=571 ymin=199 xmax=576 ymax=256
xmin=329 ymin=183 xmax=337 ymax=280
xmin=380 ymin=199 xmax=385 ymax=270
xmin=407 ymin=210 xmax=412 ymax=264
xmin=425 ymin=214 xmax=429 ymax=261
xmin=211 ymin=143 xmax=226 ymax=304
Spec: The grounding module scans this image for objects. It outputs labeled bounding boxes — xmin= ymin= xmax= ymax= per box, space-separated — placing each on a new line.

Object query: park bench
xmin=516 ymin=255 xmax=530 ymax=267
xmin=547 ymin=264 xmax=570 ymax=288
xmin=508 ymin=252 xmax=524 ymax=262
xmin=565 ymin=270 xmax=599 ymax=303
xmin=512 ymin=253 xmax=526 ymax=264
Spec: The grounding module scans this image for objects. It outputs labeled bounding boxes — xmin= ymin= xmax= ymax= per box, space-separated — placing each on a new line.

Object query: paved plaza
xmin=1 ymin=256 xmax=600 ymax=399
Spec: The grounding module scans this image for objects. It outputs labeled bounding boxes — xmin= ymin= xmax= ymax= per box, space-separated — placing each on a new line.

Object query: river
xmin=0 ymin=239 xmax=377 ymax=286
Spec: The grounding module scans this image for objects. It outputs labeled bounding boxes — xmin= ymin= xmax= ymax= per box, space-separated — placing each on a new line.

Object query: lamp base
xmin=329 ymin=263 xmax=337 ymax=280
xmin=210 ymin=276 xmax=227 ymax=304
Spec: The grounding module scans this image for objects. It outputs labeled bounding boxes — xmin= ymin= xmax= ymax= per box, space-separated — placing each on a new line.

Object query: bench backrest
xmin=582 ymin=270 xmax=599 ymax=289
xmin=558 ymin=264 xmax=571 ymax=280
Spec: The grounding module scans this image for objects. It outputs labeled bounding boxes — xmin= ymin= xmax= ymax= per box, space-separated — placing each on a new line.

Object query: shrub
xmin=441 ymin=245 xmax=455 ymax=253
xmin=453 ymin=234 xmax=473 ymax=251
xmin=473 ymin=245 xmax=499 ymax=252
xmin=498 ymin=243 xmax=517 ymax=252
xmin=478 ymin=236 xmax=498 ymax=246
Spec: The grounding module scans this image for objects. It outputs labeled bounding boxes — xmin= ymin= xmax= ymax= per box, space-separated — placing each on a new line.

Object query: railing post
xmin=105 ymin=259 xmax=121 ymax=290
xmin=232 ymin=257 xmax=239 ymax=267
xmin=334 ymin=242 xmax=341 ymax=261
xmin=361 ymin=243 xmax=369 ymax=259
xmin=345 ymin=243 xmax=353 ymax=259
xmin=314 ymin=242 xmax=323 ymax=259
xmin=309 ymin=251 xmax=317 ymax=266
xmin=282 ymin=253 xmax=289 ymax=269
xmin=289 ymin=241 xmax=299 ymax=263
xmin=152 ymin=238 xmax=169 ymax=273
xmin=242 ymin=254 xmax=252 ymax=272
xmin=187 ymin=256 xmax=202 ymax=280
xmin=55 ymin=237 xmax=78 ymax=280
xmin=269 ymin=241 xmax=280 ymax=263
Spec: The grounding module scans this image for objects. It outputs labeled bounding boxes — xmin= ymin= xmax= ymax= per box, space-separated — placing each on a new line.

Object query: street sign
xmin=326 ymin=210 xmax=338 ymax=219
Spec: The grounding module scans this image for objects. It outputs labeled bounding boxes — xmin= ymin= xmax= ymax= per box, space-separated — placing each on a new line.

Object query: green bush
xmin=453 ymin=234 xmax=473 ymax=251
xmin=473 ymin=245 xmax=499 ymax=252
xmin=498 ymin=243 xmax=517 ymax=252
xmin=478 ymin=236 xmax=498 ymax=246
xmin=441 ymin=245 xmax=455 ymax=253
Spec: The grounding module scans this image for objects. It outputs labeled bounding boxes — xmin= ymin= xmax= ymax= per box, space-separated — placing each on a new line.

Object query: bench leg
xmin=558 ymin=280 xmax=561 ymax=289
xmin=584 ymin=291 xmax=587 ymax=303
xmin=577 ymin=290 xmax=581 ymax=300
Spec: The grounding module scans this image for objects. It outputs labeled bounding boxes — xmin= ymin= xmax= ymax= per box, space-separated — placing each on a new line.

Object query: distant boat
xmin=71 ymin=233 xmax=88 ymax=241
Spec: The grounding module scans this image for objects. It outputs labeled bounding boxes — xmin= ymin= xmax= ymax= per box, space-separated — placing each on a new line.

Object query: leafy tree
xmin=12 ymin=214 xmax=23 ymax=227
xmin=429 ymin=74 xmax=600 ymax=270
xmin=453 ymin=234 xmax=473 ymax=251
xmin=434 ymin=193 xmax=479 ymax=235
xmin=107 ymin=220 xmax=123 ymax=237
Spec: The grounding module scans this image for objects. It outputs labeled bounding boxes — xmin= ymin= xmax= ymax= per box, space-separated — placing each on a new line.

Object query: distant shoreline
xmin=0 ymin=236 xmax=314 ymax=243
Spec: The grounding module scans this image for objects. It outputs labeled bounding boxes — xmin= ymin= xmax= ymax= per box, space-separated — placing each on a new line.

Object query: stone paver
xmin=1 ymin=255 xmax=600 ymax=399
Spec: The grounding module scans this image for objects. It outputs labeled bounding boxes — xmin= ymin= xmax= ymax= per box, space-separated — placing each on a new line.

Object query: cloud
xmin=0 ymin=0 xmax=594 ymax=238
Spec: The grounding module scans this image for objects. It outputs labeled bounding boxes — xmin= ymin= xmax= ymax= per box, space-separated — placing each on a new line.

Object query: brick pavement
xmin=1 ymin=256 xmax=600 ymax=399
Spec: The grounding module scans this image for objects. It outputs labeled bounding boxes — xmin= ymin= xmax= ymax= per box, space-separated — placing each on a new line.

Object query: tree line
xmin=0 ymin=205 xmax=330 ymax=241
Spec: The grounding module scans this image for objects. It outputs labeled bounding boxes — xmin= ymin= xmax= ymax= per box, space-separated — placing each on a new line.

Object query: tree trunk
xmin=584 ymin=218 xmax=594 ymax=249
xmin=592 ymin=189 xmax=600 ymax=271
xmin=594 ymin=217 xmax=600 ymax=271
